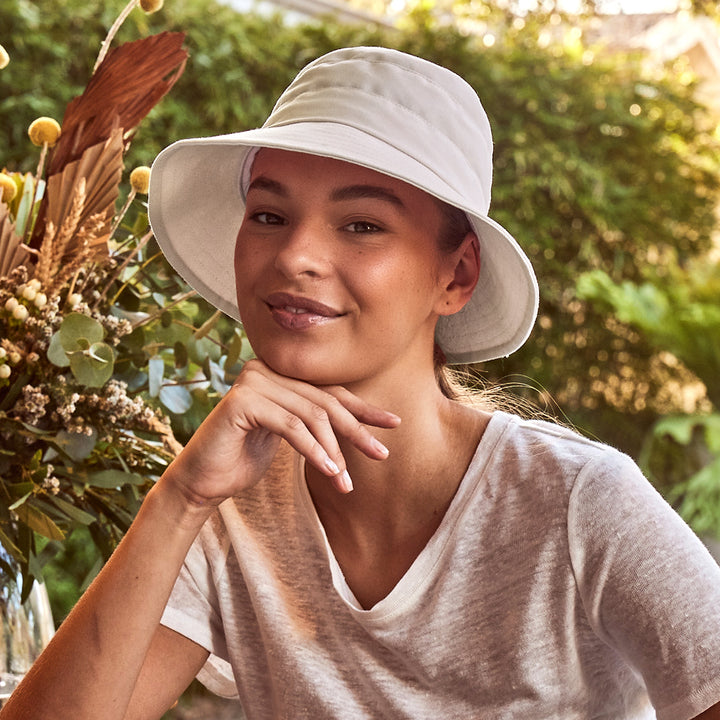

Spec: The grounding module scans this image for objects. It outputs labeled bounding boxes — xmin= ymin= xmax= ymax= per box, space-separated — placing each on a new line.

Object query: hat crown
xmin=266 ymin=47 xmax=494 ymax=213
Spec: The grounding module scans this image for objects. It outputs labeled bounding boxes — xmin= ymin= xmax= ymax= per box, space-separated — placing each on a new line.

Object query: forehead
xmin=248 ymin=148 xmax=436 ymax=207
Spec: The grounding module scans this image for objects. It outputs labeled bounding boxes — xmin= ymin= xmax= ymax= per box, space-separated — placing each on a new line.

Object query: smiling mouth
xmin=265 ymin=292 xmax=344 ymax=329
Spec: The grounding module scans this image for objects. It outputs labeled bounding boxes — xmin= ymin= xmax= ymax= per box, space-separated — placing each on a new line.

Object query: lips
xmin=265 ymin=292 xmax=344 ymax=330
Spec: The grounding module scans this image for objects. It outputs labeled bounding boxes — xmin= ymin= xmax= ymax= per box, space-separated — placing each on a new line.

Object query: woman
xmin=4 ymin=46 xmax=720 ymax=720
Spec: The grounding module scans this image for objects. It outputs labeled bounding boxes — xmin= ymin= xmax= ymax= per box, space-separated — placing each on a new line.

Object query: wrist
xmin=149 ymin=469 xmax=218 ymax=532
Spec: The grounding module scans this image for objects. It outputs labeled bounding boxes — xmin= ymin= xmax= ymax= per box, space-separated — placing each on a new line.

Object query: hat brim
xmin=149 ymin=124 xmax=538 ymax=364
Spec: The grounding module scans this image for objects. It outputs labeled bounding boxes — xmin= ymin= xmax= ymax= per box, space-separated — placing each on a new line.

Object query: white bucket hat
xmin=148 ymin=46 xmax=538 ymax=364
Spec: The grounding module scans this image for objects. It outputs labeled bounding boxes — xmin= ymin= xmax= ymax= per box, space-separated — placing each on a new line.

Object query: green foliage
xmin=577 ymin=256 xmax=720 ymax=537
xmin=577 ymin=259 xmax=720 ymax=407
xmin=639 ymin=414 xmax=720 ymax=538
xmin=47 ymin=313 xmax=116 ymax=387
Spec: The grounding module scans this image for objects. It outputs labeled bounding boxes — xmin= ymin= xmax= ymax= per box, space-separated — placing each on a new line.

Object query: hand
xmin=164 ymin=359 xmax=400 ymax=507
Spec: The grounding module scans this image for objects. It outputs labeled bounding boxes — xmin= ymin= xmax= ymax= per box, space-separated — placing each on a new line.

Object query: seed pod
xmin=140 ymin=0 xmax=164 ymax=13
xmin=28 ymin=117 xmax=62 ymax=147
xmin=130 ymin=166 xmax=151 ymax=194
xmin=0 ymin=172 xmax=16 ymax=203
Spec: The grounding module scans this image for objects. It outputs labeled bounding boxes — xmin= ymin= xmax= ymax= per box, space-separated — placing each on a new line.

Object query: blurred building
xmin=586 ymin=11 xmax=720 ymax=113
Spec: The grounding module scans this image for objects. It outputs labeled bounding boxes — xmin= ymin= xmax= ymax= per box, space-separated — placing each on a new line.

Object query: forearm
xmin=0 ymin=473 xmax=213 ymax=720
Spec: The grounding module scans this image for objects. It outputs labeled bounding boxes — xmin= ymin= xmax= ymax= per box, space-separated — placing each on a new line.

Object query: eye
xmin=344 ymin=220 xmax=382 ymax=233
xmin=250 ymin=211 xmax=286 ymax=226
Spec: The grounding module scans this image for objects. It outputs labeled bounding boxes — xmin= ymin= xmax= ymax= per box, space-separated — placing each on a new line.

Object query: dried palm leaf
xmin=34 ymin=130 xmax=124 ymax=290
xmin=45 ymin=128 xmax=124 ymax=256
xmin=48 ymin=32 xmax=187 ymax=176
xmin=0 ymin=203 xmax=29 ymax=277
xmin=30 ymin=32 xmax=186 ymax=249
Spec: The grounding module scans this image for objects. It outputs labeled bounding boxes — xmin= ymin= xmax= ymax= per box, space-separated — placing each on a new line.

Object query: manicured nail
xmin=372 ymin=438 xmax=389 ymax=458
xmin=340 ymin=470 xmax=353 ymax=493
xmin=325 ymin=457 xmax=340 ymax=475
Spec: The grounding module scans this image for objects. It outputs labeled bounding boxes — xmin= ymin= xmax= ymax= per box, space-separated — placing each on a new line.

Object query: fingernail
xmin=340 ymin=470 xmax=353 ymax=493
xmin=372 ymin=438 xmax=389 ymax=457
xmin=325 ymin=457 xmax=340 ymax=475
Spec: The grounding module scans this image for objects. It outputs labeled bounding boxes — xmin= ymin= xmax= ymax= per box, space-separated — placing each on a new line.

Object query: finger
xmin=233 ymin=385 xmax=349 ymax=485
xmin=250 ymin=373 xmax=392 ymax=464
xmin=321 ymin=385 xmax=401 ymax=429
xmin=243 ymin=361 xmax=398 ymax=462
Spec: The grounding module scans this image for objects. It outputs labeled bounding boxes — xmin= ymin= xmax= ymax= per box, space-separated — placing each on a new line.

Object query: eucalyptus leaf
xmin=208 ymin=359 xmax=231 ymax=396
xmin=159 ymin=383 xmax=193 ymax=414
xmin=68 ymin=342 xmax=115 ymax=387
xmin=47 ymin=330 xmax=71 ymax=367
xmin=59 ymin=312 xmax=105 ymax=352
xmin=148 ymin=355 xmax=164 ymax=397
xmin=86 ymin=469 xmax=145 ymax=488
xmin=53 ymin=428 xmax=98 ymax=462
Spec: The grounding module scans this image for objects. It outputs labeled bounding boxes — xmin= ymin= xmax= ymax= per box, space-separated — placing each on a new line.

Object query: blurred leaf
xmin=86 ymin=469 xmax=145 ymax=488
xmin=47 ymin=330 xmax=71 ymax=367
xmin=173 ymin=340 xmax=188 ymax=368
xmin=159 ymin=383 xmax=193 ymax=413
xmin=14 ymin=503 xmax=65 ymax=541
xmin=148 ymin=355 xmax=164 ymax=397
xmin=46 ymin=496 xmax=95 ymax=525
xmin=52 ymin=428 xmax=99 ymax=462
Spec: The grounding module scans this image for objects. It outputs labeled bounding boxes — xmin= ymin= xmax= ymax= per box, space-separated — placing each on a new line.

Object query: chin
xmin=259 ymin=351 xmax=356 ymax=387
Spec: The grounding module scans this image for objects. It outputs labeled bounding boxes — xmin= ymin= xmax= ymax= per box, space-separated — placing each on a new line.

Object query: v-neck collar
xmin=293 ymin=411 xmax=512 ymax=625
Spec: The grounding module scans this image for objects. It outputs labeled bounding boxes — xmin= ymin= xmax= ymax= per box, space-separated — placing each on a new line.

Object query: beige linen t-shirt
xmin=161 ymin=411 xmax=720 ymax=719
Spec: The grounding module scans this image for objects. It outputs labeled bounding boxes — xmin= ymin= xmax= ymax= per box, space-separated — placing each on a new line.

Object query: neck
xmin=304 ymin=367 xmax=490 ymax=609
xmin=305 ymin=366 xmax=490 ymax=541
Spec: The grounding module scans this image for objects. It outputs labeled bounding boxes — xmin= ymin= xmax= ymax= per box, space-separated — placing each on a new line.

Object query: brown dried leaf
xmin=0 ymin=203 xmax=29 ymax=277
xmin=48 ymin=32 xmax=187 ymax=176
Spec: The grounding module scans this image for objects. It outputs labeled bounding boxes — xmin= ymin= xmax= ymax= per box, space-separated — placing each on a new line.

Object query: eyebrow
xmin=247 ymin=176 xmax=406 ymax=211
xmin=329 ymin=184 xmax=406 ymax=210
xmin=246 ymin=176 xmax=288 ymax=197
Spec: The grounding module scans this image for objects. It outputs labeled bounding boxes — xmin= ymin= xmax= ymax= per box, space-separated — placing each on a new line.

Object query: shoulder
xmin=484 ymin=410 xmax=636 ymax=494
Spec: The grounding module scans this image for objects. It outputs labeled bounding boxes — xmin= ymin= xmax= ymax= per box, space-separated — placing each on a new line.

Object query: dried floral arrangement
xmin=0 ymin=0 xmax=224 ymax=599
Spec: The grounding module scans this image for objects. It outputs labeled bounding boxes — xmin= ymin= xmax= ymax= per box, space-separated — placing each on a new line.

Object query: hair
xmin=433 ymin=201 xmax=566 ymax=424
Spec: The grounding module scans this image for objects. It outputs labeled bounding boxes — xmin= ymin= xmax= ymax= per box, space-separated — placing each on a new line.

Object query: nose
xmin=273 ymin=220 xmax=331 ymax=280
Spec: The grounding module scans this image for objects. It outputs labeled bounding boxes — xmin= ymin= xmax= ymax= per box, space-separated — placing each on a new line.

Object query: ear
xmin=436 ymin=232 xmax=480 ymax=316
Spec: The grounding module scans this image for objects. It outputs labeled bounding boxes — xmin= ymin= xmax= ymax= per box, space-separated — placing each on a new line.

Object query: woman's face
xmin=234 ymin=149 xmax=461 ymax=388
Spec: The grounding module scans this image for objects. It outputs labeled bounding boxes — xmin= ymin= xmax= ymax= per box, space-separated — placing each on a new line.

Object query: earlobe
xmin=437 ymin=232 xmax=480 ymax=316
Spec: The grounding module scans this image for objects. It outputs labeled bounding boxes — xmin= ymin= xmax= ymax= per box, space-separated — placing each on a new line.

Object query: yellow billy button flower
xmin=0 ymin=45 xmax=9 ymax=70
xmin=0 ymin=172 xmax=16 ymax=203
xmin=130 ymin=166 xmax=151 ymax=194
xmin=28 ymin=117 xmax=62 ymax=147
xmin=140 ymin=0 xmax=164 ymax=12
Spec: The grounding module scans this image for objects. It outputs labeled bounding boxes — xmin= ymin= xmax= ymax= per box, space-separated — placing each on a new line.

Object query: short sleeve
xmin=568 ymin=449 xmax=720 ymax=720
xmin=161 ymin=527 xmax=238 ymax=699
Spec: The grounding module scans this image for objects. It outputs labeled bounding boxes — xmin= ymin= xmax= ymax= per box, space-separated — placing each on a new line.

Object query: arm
xmin=0 ymin=360 xmax=399 ymax=720
xmin=1 ymin=476 xmax=213 ymax=720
